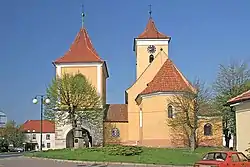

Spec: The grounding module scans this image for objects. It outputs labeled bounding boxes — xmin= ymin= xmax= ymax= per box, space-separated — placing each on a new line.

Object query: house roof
xmin=139 ymin=59 xmax=194 ymax=96
xmin=137 ymin=17 xmax=171 ymax=39
xmin=227 ymin=90 xmax=250 ymax=104
xmin=20 ymin=120 xmax=55 ymax=133
xmin=53 ymin=27 xmax=103 ymax=64
xmin=104 ymin=104 xmax=128 ymax=122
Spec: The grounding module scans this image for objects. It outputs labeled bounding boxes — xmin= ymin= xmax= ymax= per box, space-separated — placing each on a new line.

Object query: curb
xmin=25 ymin=156 xmax=193 ymax=167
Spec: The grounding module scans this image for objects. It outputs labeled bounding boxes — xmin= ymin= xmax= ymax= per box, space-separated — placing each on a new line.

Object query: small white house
xmin=227 ymin=90 xmax=250 ymax=154
xmin=21 ymin=120 xmax=55 ymax=151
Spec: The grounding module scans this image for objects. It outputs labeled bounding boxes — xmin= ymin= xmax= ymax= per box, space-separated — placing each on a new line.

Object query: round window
xmin=111 ymin=128 xmax=120 ymax=137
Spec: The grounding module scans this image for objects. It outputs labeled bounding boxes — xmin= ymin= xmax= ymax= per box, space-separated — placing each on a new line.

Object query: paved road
xmin=0 ymin=152 xmax=24 ymax=159
xmin=0 ymin=156 xmax=111 ymax=167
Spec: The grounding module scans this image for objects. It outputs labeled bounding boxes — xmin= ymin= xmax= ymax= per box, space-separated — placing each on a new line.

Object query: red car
xmin=194 ymin=151 xmax=250 ymax=167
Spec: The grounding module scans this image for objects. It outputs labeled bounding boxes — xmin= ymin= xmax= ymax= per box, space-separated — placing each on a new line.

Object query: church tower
xmin=53 ymin=13 xmax=109 ymax=106
xmin=52 ymin=11 xmax=108 ymax=148
xmin=133 ymin=16 xmax=171 ymax=79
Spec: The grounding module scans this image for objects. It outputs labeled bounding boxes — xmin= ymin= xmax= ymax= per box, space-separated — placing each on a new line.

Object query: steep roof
xmin=54 ymin=27 xmax=103 ymax=64
xmin=227 ymin=90 xmax=250 ymax=104
xmin=140 ymin=59 xmax=194 ymax=95
xmin=20 ymin=120 xmax=55 ymax=133
xmin=137 ymin=17 xmax=171 ymax=39
xmin=104 ymin=104 xmax=128 ymax=122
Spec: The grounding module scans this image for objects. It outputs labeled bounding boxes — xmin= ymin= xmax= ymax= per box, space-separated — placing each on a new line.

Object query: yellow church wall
xmin=139 ymin=95 xmax=174 ymax=147
xmin=197 ymin=117 xmax=223 ymax=147
xmin=137 ymin=94 xmax=223 ymax=147
xmin=61 ymin=66 xmax=98 ymax=88
xmin=103 ymin=122 xmax=128 ymax=145
xmin=126 ymin=51 xmax=168 ymax=144
xmin=135 ymin=45 xmax=168 ymax=79
xmin=101 ymin=66 xmax=107 ymax=105
xmin=60 ymin=66 xmax=106 ymax=105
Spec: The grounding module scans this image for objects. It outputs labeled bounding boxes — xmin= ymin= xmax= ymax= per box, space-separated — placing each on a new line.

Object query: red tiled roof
xmin=54 ymin=27 xmax=103 ymax=64
xmin=137 ymin=17 xmax=171 ymax=39
xmin=20 ymin=120 xmax=55 ymax=133
xmin=104 ymin=104 xmax=128 ymax=122
xmin=227 ymin=90 xmax=250 ymax=104
xmin=140 ymin=59 xmax=194 ymax=95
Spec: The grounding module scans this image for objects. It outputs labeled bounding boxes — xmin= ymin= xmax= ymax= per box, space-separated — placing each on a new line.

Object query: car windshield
xmin=202 ymin=152 xmax=227 ymax=161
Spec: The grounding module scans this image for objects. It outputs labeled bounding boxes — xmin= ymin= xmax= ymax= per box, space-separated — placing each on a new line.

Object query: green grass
xmin=25 ymin=146 xmax=226 ymax=166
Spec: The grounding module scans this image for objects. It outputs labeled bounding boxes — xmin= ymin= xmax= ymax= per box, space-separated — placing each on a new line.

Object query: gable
xmin=126 ymin=50 xmax=168 ymax=97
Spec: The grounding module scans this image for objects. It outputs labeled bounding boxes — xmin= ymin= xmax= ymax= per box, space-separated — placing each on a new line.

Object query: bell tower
xmin=133 ymin=9 xmax=171 ymax=79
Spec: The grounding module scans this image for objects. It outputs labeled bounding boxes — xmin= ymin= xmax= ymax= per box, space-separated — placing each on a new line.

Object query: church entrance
xmin=66 ymin=128 xmax=92 ymax=148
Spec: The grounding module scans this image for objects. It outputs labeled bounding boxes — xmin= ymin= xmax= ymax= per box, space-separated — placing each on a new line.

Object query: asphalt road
xmin=0 ymin=152 xmax=24 ymax=159
xmin=0 ymin=154 xmax=111 ymax=167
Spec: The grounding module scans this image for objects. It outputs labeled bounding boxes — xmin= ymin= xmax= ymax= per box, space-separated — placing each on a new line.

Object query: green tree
xmin=167 ymin=78 xmax=216 ymax=151
xmin=45 ymin=73 xmax=103 ymax=148
xmin=213 ymin=60 xmax=250 ymax=149
xmin=2 ymin=120 xmax=26 ymax=147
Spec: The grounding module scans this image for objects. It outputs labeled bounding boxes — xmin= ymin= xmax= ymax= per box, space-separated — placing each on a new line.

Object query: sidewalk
xmin=28 ymin=156 xmax=193 ymax=167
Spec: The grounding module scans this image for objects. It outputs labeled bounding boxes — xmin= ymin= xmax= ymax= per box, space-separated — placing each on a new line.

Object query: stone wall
xmin=80 ymin=115 xmax=103 ymax=147
xmin=54 ymin=109 xmax=104 ymax=148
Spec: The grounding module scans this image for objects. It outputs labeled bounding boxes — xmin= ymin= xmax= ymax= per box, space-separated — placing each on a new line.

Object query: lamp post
xmin=32 ymin=95 xmax=50 ymax=151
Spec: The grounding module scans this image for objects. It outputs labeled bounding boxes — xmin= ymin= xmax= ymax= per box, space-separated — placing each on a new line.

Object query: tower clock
xmin=147 ymin=45 xmax=156 ymax=54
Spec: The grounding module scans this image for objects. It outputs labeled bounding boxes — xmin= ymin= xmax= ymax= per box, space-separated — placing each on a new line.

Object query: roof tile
xmin=227 ymin=90 xmax=250 ymax=104
xmin=20 ymin=120 xmax=55 ymax=133
xmin=137 ymin=18 xmax=170 ymax=39
xmin=140 ymin=59 xmax=194 ymax=95
xmin=104 ymin=104 xmax=128 ymax=122
xmin=54 ymin=27 xmax=103 ymax=64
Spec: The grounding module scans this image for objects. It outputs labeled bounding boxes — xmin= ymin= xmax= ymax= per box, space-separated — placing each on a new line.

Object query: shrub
xmin=104 ymin=144 xmax=143 ymax=156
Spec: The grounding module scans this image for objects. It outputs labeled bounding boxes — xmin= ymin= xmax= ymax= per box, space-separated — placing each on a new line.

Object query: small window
xmin=42 ymin=144 xmax=45 ymax=148
xmin=149 ymin=55 xmax=154 ymax=63
xmin=231 ymin=154 xmax=240 ymax=162
xmin=204 ymin=123 xmax=213 ymax=136
xmin=32 ymin=134 xmax=36 ymax=139
xmin=168 ymin=105 xmax=174 ymax=118
xmin=46 ymin=134 xmax=50 ymax=140
xmin=47 ymin=143 xmax=51 ymax=148
xmin=111 ymin=128 xmax=120 ymax=137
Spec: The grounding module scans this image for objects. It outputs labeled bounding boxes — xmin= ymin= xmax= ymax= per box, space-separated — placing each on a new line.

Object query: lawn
xmin=25 ymin=145 xmax=226 ymax=166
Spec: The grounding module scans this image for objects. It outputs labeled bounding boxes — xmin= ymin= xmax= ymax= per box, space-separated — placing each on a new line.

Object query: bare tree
xmin=167 ymin=78 xmax=215 ymax=151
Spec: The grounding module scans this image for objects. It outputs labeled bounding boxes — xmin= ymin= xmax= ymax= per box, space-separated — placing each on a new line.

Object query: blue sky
xmin=1 ymin=0 xmax=250 ymax=124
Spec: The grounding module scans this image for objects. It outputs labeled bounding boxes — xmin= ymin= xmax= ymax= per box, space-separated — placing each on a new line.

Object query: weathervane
xmin=81 ymin=4 xmax=85 ymax=27
xmin=149 ymin=4 xmax=152 ymax=18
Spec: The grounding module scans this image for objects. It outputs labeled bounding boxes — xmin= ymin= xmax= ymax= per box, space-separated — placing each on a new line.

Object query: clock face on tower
xmin=147 ymin=45 xmax=156 ymax=54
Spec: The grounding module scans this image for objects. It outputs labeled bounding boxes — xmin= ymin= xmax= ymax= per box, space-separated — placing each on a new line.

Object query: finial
xmin=148 ymin=4 xmax=152 ymax=18
xmin=81 ymin=4 xmax=85 ymax=28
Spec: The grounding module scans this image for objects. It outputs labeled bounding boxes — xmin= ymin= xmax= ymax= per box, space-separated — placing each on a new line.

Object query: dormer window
xmin=149 ymin=54 xmax=154 ymax=63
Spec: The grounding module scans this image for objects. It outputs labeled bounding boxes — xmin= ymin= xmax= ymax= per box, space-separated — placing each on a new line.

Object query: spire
xmin=81 ymin=4 xmax=85 ymax=28
xmin=53 ymin=27 xmax=103 ymax=64
xmin=136 ymin=5 xmax=171 ymax=39
xmin=137 ymin=18 xmax=171 ymax=39
xmin=149 ymin=4 xmax=152 ymax=18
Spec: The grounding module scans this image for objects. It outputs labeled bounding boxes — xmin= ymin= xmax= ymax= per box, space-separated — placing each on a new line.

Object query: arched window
xmin=204 ymin=123 xmax=213 ymax=136
xmin=168 ymin=105 xmax=174 ymax=118
xmin=149 ymin=54 xmax=154 ymax=63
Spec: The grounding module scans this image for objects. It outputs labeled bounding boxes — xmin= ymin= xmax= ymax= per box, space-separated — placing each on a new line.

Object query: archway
xmin=66 ymin=129 xmax=74 ymax=148
xmin=82 ymin=128 xmax=92 ymax=147
xmin=66 ymin=128 xmax=92 ymax=148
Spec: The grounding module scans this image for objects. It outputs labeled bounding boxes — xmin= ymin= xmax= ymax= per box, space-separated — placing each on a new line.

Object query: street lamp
xmin=32 ymin=95 xmax=50 ymax=151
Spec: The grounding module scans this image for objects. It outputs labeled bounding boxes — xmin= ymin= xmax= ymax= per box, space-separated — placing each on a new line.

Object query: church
xmin=52 ymin=12 xmax=223 ymax=148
